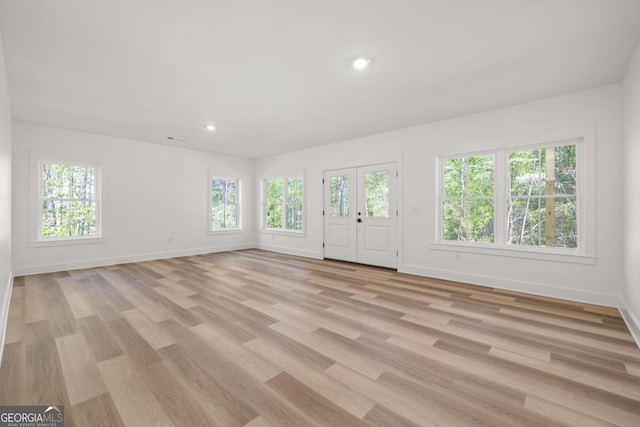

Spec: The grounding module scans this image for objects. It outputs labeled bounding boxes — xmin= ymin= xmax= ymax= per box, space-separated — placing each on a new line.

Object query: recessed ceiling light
xmin=205 ymin=124 xmax=216 ymax=132
xmin=352 ymin=58 xmax=370 ymax=70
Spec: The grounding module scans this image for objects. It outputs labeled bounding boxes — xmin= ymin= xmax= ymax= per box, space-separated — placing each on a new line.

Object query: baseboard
xmin=399 ymin=264 xmax=622 ymax=308
xmin=0 ymin=273 xmax=14 ymax=368
xmin=620 ymin=306 xmax=640 ymax=350
xmin=256 ymin=243 xmax=323 ymax=260
xmin=12 ymin=243 xmax=257 ymax=276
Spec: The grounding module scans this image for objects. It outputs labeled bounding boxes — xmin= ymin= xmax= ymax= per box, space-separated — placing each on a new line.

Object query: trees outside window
xmin=441 ymin=142 xmax=579 ymax=250
xmin=330 ymin=175 xmax=350 ymax=217
xmin=211 ymin=177 xmax=239 ymax=231
xmin=442 ymin=155 xmax=495 ymax=243
xmin=507 ymin=145 xmax=577 ymax=248
xmin=40 ymin=162 xmax=99 ymax=239
xmin=265 ymin=176 xmax=304 ymax=232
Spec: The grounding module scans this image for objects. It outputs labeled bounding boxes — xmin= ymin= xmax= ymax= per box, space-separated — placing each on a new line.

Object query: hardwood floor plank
xmin=0 ymin=341 xmax=25 ymax=404
xmin=24 ymin=321 xmax=70 ymax=406
xmin=55 ymin=333 xmax=108 ymax=405
xmin=4 ymin=286 xmax=25 ymax=344
xmin=71 ymin=392 xmax=126 ymax=427
xmin=107 ymin=318 xmax=162 ymax=369
xmin=270 ymin=322 xmax=384 ymax=379
xmin=121 ymin=308 xmax=176 ymax=350
xmin=159 ymin=344 xmax=258 ymax=427
xmin=2 ymin=249 xmax=639 ymax=425
xmin=265 ymin=371 xmax=369 ymax=427
xmin=244 ymin=337 xmax=375 ymax=418
xmin=362 ymin=404 xmax=422 ymax=427
xmin=523 ymin=395 xmax=616 ymax=427
xmin=77 ymin=315 xmax=124 ymax=363
xmin=324 ymin=362 xmax=450 ymax=427
xmin=139 ymin=361 xmax=223 ymax=427
xmin=97 ymin=355 xmax=175 ymax=427
xmin=190 ymin=322 xmax=282 ymax=382
xmin=58 ymin=276 xmax=96 ymax=320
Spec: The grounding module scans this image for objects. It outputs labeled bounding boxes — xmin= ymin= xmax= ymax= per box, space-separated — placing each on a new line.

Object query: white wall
xmin=0 ymin=32 xmax=12 ymax=355
xmin=623 ymin=41 xmax=640 ymax=333
xmin=12 ymin=122 xmax=255 ymax=275
xmin=256 ymin=84 xmax=625 ymax=306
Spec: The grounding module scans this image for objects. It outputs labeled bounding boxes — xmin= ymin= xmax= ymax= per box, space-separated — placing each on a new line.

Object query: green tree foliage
xmin=266 ymin=179 xmax=283 ymax=228
xmin=442 ymin=155 xmax=494 ymax=242
xmin=211 ymin=178 xmax=238 ymax=229
xmin=42 ymin=163 xmax=96 ymax=237
xmin=286 ymin=178 xmax=303 ymax=230
xmin=330 ymin=176 xmax=350 ymax=217
xmin=364 ymin=171 xmax=390 ymax=218
xmin=507 ymin=145 xmax=577 ymax=248
xmin=265 ymin=177 xmax=304 ymax=231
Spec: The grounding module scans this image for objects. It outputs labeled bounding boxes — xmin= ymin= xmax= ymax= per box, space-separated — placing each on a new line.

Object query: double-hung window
xmin=39 ymin=162 xmax=100 ymax=240
xmin=439 ymin=136 xmax=583 ymax=253
xmin=264 ymin=175 xmax=304 ymax=232
xmin=210 ymin=177 xmax=240 ymax=231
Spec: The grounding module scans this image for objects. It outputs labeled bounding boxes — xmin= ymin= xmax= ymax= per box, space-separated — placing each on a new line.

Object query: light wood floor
xmin=1 ymin=249 xmax=640 ymax=426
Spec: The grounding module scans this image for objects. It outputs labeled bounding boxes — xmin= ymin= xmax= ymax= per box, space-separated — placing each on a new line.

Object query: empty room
xmin=1 ymin=1 xmax=640 ymax=426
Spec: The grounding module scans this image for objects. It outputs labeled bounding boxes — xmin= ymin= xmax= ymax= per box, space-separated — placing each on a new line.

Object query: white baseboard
xmin=620 ymin=306 xmax=640 ymax=350
xmin=12 ymin=243 xmax=257 ymax=276
xmin=399 ymin=264 xmax=622 ymax=308
xmin=0 ymin=273 xmax=14 ymax=368
xmin=256 ymin=243 xmax=323 ymax=260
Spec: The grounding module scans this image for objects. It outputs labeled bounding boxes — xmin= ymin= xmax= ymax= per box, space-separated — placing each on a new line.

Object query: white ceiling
xmin=1 ymin=0 xmax=640 ymax=159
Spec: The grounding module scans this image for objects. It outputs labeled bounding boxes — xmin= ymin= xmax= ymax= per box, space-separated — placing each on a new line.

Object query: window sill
xmin=429 ymin=242 xmax=596 ymax=265
xmin=208 ymin=229 xmax=244 ymax=235
xmin=29 ymin=236 xmax=108 ymax=248
xmin=259 ymin=229 xmax=306 ymax=238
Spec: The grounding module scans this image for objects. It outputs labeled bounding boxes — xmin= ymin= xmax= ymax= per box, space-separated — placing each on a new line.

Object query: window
xmin=39 ymin=162 xmax=99 ymax=239
xmin=507 ymin=145 xmax=577 ymax=248
xmin=442 ymin=155 xmax=494 ymax=242
xmin=210 ymin=177 xmax=239 ymax=231
xmin=264 ymin=175 xmax=304 ymax=232
xmin=440 ymin=139 xmax=580 ymax=251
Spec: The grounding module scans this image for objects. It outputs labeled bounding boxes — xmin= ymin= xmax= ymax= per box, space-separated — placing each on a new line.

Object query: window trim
xmin=261 ymin=170 xmax=306 ymax=235
xmin=208 ymin=173 xmax=241 ymax=234
xmin=32 ymin=152 xmax=103 ymax=246
xmin=433 ymin=125 xmax=595 ymax=261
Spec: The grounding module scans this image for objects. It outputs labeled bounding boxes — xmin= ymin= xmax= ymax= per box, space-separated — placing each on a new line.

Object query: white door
xmin=323 ymin=163 xmax=397 ymax=269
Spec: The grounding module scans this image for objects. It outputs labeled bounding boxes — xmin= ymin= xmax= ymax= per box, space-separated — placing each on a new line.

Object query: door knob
xmin=356 ymin=218 xmax=362 ymax=223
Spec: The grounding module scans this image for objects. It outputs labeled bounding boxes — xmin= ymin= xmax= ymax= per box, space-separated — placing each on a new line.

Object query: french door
xmin=323 ymin=162 xmax=398 ymax=269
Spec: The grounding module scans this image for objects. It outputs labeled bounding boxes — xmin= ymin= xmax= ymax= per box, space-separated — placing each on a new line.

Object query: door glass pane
xmin=330 ymin=176 xmax=350 ymax=217
xmin=364 ymin=171 xmax=390 ymax=218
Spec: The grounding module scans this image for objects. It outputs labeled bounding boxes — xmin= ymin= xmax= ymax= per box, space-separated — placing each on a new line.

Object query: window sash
xmin=264 ymin=176 xmax=304 ymax=231
xmin=39 ymin=162 xmax=100 ymax=240
xmin=210 ymin=177 xmax=240 ymax=231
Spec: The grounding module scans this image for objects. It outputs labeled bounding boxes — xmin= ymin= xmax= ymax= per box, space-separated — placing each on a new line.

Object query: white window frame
xmin=30 ymin=151 xmax=105 ymax=247
xmin=439 ymin=150 xmax=497 ymax=243
xmin=261 ymin=171 xmax=305 ymax=235
xmin=432 ymin=126 xmax=595 ymax=265
xmin=208 ymin=173 xmax=241 ymax=234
